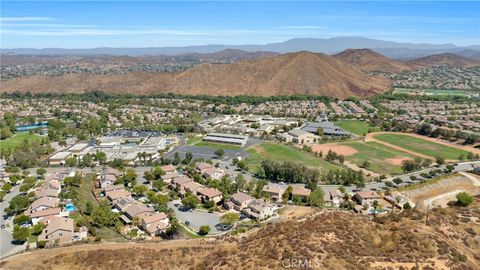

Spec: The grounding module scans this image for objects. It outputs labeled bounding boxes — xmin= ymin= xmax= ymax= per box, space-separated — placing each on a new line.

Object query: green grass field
xmin=393 ymin=88 xmax=474 ymax=97
xmin=342 ymin=141 xmax=416 ymax=175
xmin=187 ymin=135 xmax=203 ymax=145
xmin=244 ymin=143 xmax=340 ymax=173
xmin=75 ymin=174 xmax=127 ymax=242
xmin=0 ymin=132 xmax=42 ymax=150
xmin=334 ymin=120 xmax=380 ymax=136
xmin=373 ymin=133 xmax=470 ymax=160
xmin=193 ymin=141 xmax=241 ymax=150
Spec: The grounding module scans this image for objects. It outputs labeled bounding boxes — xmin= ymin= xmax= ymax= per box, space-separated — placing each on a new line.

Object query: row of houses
xmin=101 ymin=183 xmax=170 ymax=236
xmin=24 ymin=169 xmax=86 ymax=246
xmin=224 ymin=192 xmax=275 ymax=220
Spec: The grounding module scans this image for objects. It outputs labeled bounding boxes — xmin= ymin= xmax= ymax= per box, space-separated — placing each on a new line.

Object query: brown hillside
xmin=408 ymin=53 xmax=480 ymax=68
xmin=2 ymin=208 xmax=479 ymax=270
xmin=0 ymin=51 xmax=390 ymax=98
xmin=333 ymin=48 xmax=413 ymax=72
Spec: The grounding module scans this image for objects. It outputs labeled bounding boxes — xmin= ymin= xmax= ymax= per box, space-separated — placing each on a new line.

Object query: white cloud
xmin=0 ymin=17 xmax=53 ymax=22
xmin=280 ymin=26 xmax=326 ymax=29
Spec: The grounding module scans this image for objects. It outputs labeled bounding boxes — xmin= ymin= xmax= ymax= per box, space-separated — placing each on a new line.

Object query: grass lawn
xmin=96 ymin=227 xmax=128 ymax=242
xmin=75 ymin=174 xmax=98 ymax=213
xmin=244 ymin=143 xmax=340 ymax=173
xmin=28 ymin=234 xmax=38 ymax=244
xmin=0 ymin=132 xmax=42 ymax=150
xmin=187 ymin=135 xmax=203 ymax=145
xmin=342 ymin=141 xmax=416 ymax=175
xmin=335 ymin=120 xmax=380 ymax=136
xmin=75 ymin=174 xmax=126 ymax=242
xmin=178 ymin=222 xmax=201 ymax=238
xmin=193 ymin=141 xmax=241 ymax=150
xmin=373 ymin=133 xmax=470 ymax=160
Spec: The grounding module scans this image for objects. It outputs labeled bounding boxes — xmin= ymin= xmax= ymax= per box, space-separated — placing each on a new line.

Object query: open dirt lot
xmin=401 ymin=173 xmax=480 ymax=211
xmin=2 ymin=208 xmax=480 ymax=270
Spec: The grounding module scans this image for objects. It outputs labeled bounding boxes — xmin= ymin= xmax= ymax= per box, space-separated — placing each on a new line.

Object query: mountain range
xmin=1 ymin=51 xmax=390 ymax=98
xmin=3 ymin=37 xmax=479 ymax=60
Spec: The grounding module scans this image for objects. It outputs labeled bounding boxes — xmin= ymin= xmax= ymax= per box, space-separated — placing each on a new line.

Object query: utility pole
xmin=425 ymin=204 xmax=430 ymax=226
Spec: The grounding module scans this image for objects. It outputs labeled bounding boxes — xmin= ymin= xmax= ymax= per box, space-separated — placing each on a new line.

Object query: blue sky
xmin=1 ymin=1 xmax=479 ymax=48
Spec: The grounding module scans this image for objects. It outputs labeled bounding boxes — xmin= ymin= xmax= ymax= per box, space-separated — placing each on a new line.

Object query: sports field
xmin=334 ymin=120 xmax=380 ymax=136
xmin=373 ymin=133 xmax=470 ymax=160
xmin=0 ymin=132 xmax=42 ymax=150
xmin=341 ymin=141 xmax=416 ymax=175
xmin=244 ymin=143 xmax=340 ymax=173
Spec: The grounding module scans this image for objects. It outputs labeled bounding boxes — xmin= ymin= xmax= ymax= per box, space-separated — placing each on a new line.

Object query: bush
xmin=198 ymin=225 xmax=211 ymax=235
xmin=37 ymin=240 xmax=48 ymax=248
xmin=455 ymin=192 xmax=474 ymax=207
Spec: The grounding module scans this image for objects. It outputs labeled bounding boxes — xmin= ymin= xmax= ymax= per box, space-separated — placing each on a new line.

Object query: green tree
xmin=85 ymin=201 xmax=93 ymax=216
xmin=30 ymin=222 xmax=46 ymax=236
xmin=36 ymin=167 xmax=47 ymax=176
xmin=8 ymin=195 xmax=29 ymax=214
xmin=214 ymin=149 xmax=225 ymax=158
xmin=198 ymin=225 xmax=210 ymax=235
xmin=132 ymin=184 xmax=148 ymax=197
xmin=403 ymin=202 xmax=412 ymax=210
xmin=92 ymin=200 xmax=117 ymax=227
xmin=13 ymin=214 xmax=31 ymax=225
xmin=13 ymin=225 xmax=29 ymax=243
xmin=2 ymin=183 xmax=12 ymax=192
xmin=308 ymin=188 xmax=325 ymax=207
xmin=181 ymin=194 xmax=199 ymax=209
xmin=220 ymin=212 xmax=239 ymax=226
xmin=435 ymin=156 xmax=445 ymax=165
xmin=65 ymin=157 xmax=77 ymax=167
xmin=392 ymin=178 xmax=403 ymax=186
xmin=316 ymin=127 xmax=324 ymax=136
xmin=0 ymin=127 xmax=12 ymax=140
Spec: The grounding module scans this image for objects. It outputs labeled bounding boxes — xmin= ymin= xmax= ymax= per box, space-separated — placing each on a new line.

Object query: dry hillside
xmin=408 ymin=53 xmax=480 ymax=68
xmin=333 ymin=49 xmax=414 ymax=72
xmin=2 ymin=207 xmax=479 ymax=270
xmin=0 ymin=51 xmax=391 ymax=98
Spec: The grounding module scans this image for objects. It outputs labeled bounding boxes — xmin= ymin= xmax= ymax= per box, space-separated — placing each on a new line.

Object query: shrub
xmin=198 ymin=225 xmax=211 ymax=235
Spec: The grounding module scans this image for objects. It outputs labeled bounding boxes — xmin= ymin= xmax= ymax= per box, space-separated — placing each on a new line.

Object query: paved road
xmin=0 ymin=184 xmax=25 ymax=258
xmin=320 ymin=160 xmax=480 ymax=193
xmin=167 ymin=200 xmax=222 ymax=234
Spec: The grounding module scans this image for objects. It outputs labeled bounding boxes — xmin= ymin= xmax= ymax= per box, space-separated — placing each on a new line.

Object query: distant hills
xmin=2 ymin=48 xmax=480 ymax=98
xmin=407 ymin=53 xmax=480 ymax=68
xmin=1 ymin=51 xmax=390 ymax=98
xmin=333 ymin=49 xmax=413 ymax=72
xmin=2 ymin=37 xmax=479 ymax=60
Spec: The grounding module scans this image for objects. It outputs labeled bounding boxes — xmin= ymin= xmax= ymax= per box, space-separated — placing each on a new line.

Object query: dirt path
xmin=343 ymin=160 xmax=381 ymax=178
xmin=365 ymin=132 xmax=480 ymax=157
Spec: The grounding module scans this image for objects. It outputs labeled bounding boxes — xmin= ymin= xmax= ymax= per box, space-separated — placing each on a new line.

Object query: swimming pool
xmin=64 ymin=203 xmax=77 ymax=212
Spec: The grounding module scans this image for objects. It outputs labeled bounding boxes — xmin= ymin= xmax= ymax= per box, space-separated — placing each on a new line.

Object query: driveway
xmin=167 ymin=200 xmax=222 ymax=234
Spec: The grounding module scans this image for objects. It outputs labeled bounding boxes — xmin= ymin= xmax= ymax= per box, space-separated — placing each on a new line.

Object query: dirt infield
xmin=310 ymin=143 xmax=358 ymax=156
